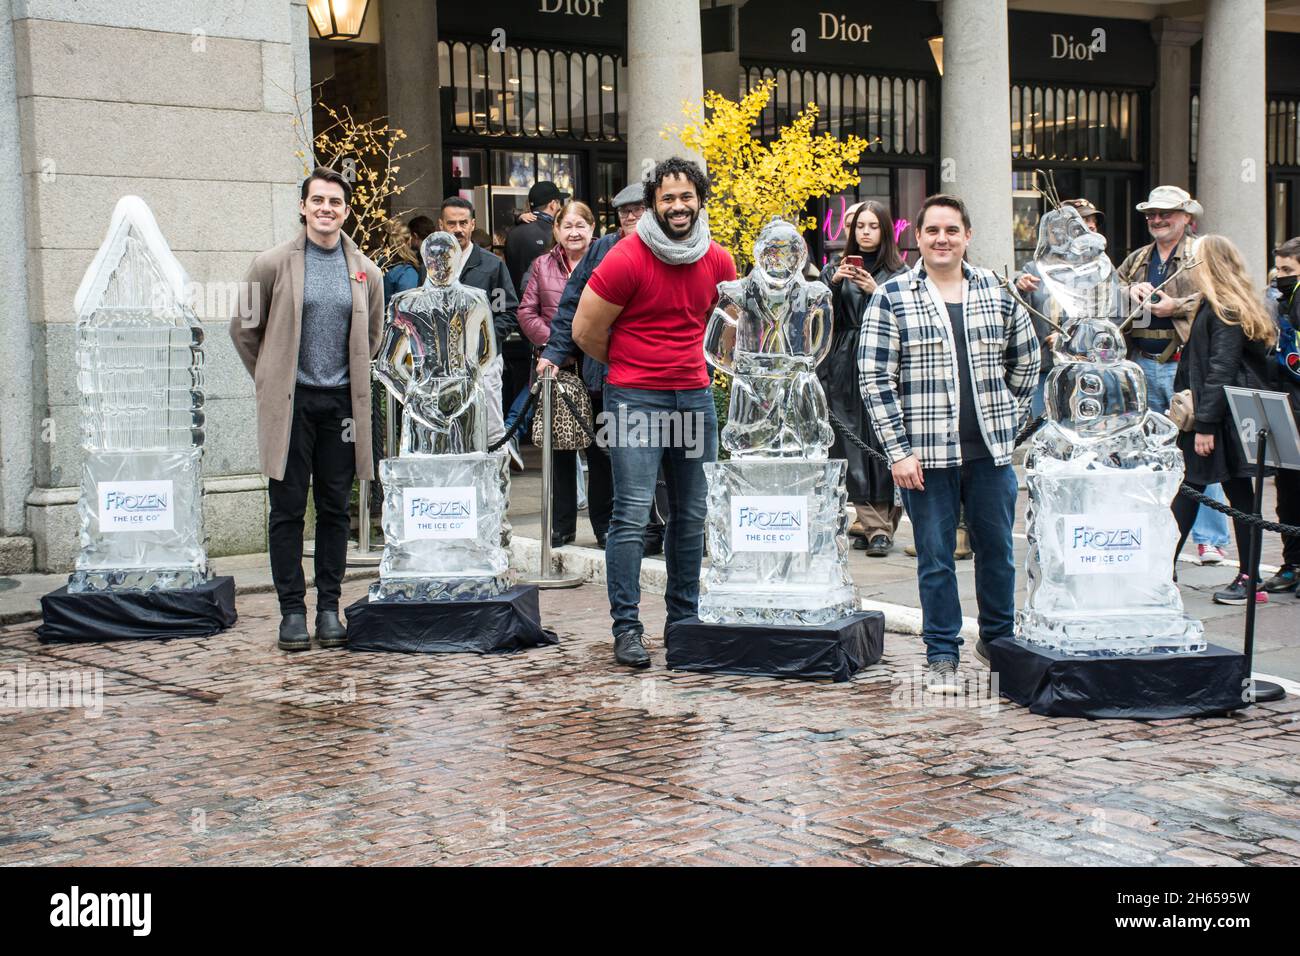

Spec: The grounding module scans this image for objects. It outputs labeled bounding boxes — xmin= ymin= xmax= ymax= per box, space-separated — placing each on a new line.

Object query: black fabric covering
xmin=665 ymin=611 xmax=884 ymax=682
xmin=989 ymin=639 xmax=1250 ymax=719
xmin=344 ymin=584 xmax=559 ymax=654
xmin=37 ymin=577 xmax=237 ymax=643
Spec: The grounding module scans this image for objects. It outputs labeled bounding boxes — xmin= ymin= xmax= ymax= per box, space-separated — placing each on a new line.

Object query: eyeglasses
xmin=1144 ymin=211 xmax=1176 ymax=221
xmin=617 ymin=205 xmax=645 ymax=220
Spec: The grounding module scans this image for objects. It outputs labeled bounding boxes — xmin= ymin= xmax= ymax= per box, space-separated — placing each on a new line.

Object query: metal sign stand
xmin=1226 ymin=387 xmax=1299 ymax=704
xmin=520 ymin=369 xmax=583 ymax=589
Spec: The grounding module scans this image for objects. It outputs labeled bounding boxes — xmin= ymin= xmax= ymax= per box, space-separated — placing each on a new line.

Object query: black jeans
xmin=268 ymin=385 xmax=356 ymax=615
xmin=1173 ymin=477 xmax=1256 ymax=574
xmin=552 ymin=449 xmax=578 ymax=538
xmin=1277 ymin=468 xmax=1300 ymax=568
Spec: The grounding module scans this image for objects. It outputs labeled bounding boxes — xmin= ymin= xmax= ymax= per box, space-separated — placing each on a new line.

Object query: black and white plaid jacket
xmin=857 ymin=260 xmax=1040 ymax=469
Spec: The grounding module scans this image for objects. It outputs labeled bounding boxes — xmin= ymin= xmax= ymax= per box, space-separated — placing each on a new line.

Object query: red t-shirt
xmin=587 ymin=233 xmax=737 ymax=390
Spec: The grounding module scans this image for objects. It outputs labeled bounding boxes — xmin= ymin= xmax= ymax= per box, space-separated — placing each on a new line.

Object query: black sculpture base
xmin=665 ymin=611 xmax=884 ymax=682
xmin=37 ymin=576 xmax=237 ymax=643
xmin=989 ymin=639 xmax=1251 ymax=719
xmin=344 ymin=584 xmax=558 ymax=653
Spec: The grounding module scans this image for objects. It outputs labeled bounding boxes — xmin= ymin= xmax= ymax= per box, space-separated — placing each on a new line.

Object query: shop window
xmin=742 ymin=65 xmax=931 ymax=159
xmin=439 ymin=40 xmax=625 ymax=142
xmin=1012 ymin=85 xmax=1141 ymax=164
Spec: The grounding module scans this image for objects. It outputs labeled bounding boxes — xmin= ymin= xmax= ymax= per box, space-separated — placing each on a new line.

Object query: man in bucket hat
xmin=1118 ymin=185 xmax=1232 ymax=565
xmin=1117 ymin=185 xmax=1204 ymax=408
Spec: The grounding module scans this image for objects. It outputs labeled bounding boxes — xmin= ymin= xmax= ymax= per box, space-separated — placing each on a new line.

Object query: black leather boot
xmin=613 ymin=627 xmax=650 ymax=668
xmin=315 ymin=610 xmax=348 ymax=648
xmin=277 ymin=613 xmax=310 ymax=651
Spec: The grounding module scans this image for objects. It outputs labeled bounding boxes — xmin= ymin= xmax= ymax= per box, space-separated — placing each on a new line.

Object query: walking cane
xmin=520 ymin=366 xmax=583 ymax=589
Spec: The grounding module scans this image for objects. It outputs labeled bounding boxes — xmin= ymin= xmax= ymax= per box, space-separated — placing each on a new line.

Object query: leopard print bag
xmin=531 ymin=369 xmax=593 ymax=451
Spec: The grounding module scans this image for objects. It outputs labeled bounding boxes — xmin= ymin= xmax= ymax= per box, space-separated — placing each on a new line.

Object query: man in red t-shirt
xmin=574 ymin=157 xmax=737 ymax=667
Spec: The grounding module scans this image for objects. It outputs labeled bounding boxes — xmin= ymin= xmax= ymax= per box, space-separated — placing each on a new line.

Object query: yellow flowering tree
xmin=667 ymin=79 xmax=868 ymax=271
xmin=288 ymin=90 xmax=427 ymax=261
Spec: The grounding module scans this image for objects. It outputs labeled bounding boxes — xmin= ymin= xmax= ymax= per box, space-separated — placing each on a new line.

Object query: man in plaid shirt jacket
xmin=858 ymin=194 xmax=1040 ymax=693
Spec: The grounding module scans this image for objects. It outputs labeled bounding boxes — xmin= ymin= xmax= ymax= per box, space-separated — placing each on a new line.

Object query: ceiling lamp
xmin=307 ymin=0 xmax=370 ymax=41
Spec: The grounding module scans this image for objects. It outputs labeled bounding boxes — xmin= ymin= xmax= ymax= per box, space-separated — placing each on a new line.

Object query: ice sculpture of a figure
xmin=703 ymin=218 xmax=835 ymax=458
xmin=374 ymin=232 xmax=495 ymax=455
xmin=369 ymin=232 xmax=510 ymax=602
xmin=1016 ymin=204 xmax=1205 ymax=655
xmin=697 ymin=218 xmax=856 ymax=625
xmin=69 ymin=196 xmax=209 ymax=592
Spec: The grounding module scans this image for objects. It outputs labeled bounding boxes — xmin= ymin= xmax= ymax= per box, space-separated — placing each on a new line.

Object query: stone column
xmin=629 ymin=0 xmax=705 ymax=173
xmin=939 ymin=0 xmax=1013 ymax=270
xmin=0 ymin=0 xmax=34 ymax=569
xmin=382 ymin=0 xmax=442 ymax=216
xmin=1198 ymin=0 xmax=1267 ymax=284
xmin=1150 ymin=19 xmax=1200 ymax=189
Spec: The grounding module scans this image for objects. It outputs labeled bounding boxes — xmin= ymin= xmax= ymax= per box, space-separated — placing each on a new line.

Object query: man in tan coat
xmin=230 ymin=167 xmax=384 ymax=651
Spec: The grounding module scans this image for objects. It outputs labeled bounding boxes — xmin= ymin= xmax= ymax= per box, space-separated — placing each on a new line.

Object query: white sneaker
xmin=925 ymin=661 xmax=961 ymax=695
xmin=1197 ymin=544 xmax=1226 ymax=566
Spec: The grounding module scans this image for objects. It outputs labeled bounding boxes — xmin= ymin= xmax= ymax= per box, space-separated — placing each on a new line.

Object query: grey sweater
xmin=297 ymin=238 xmax=353 ymax=387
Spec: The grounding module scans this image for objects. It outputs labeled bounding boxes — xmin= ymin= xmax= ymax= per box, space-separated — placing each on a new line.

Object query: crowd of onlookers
xmin=237 ymin=160 xmax=1296 ymax=674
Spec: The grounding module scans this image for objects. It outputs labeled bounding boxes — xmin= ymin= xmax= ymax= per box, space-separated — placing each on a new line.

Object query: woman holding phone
xmin=819 ymin=200 xmax=908 ymax=555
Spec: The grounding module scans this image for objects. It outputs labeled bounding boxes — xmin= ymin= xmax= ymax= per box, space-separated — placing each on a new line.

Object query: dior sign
xmin=1051 ymin=28 xmax=1106 ymax=61
xmin=539 ymin=0 xmax=606 ymax=16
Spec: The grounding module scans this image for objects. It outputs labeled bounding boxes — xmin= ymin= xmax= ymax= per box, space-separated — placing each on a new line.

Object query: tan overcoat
xmin=229 ymin=230 xmax=384 ymax=481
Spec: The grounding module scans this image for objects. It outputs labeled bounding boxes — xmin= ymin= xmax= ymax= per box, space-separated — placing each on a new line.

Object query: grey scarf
xmin=637 ymin=208 xmax=711 ymax=265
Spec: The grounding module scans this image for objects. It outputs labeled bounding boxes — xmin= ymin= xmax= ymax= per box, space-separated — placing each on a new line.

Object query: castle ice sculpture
xmin=699 ymin=218 xmax=857 ymax=625
xmin=1016 ymin=204 xmax=1205 ymax=655
xmin=369 ymin=232 xmax=511 ymax=602
xmin=70 ymin=196 xmax=209 ymax=592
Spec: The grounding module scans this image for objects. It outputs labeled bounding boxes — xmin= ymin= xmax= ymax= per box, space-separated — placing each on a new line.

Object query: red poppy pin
xmin=353 ymin=271 xmax=366 ymax=283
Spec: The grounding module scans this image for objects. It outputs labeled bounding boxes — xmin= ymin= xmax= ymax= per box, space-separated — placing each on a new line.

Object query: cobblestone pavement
xmin=2 ymin=580 xmax=1299 ymax=866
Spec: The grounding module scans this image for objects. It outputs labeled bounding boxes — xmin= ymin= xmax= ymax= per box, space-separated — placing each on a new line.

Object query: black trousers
xmin=1173 ymin=477 xmax=1257 ymax=574
xmin=552 ymin=449 xmax=578 ymax=538
xmin=268 ymin=385 xmax=356 ymax=615
xmin=1278 ymin=468 xmax=1300 ymax=567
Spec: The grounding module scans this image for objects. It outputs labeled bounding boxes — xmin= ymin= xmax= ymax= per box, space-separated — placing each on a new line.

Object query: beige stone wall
xmin=12 ymin=1 xmax=311 ymax=570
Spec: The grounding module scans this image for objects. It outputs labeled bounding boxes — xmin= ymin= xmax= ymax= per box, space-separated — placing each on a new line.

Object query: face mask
xmin=1278 ymin=275 xmax=1298 ymax=297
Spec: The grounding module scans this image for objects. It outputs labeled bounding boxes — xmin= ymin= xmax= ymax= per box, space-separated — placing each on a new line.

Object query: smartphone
xmin=843 ymin=255 xmax=863 ymax=269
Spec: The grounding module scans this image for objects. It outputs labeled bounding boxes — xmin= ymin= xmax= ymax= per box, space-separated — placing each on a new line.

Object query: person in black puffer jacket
xmin=1172 ymin=234 xmax=1280 ymax=606
xmin=819 ymin=201 xmax=908 ymax=556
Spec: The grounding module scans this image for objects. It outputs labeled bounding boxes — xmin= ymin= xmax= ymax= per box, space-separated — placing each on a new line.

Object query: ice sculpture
xmin=70 ymin=196 xmax=209 ymax=592
xmin=704 ymin=218 xmax=835 ymax=459
xmin=369 ymin=232 xmax=510 ymax=602
xmin=1016 ymin=203 xmax=1205 ymax=655
xmin=698 ymin=218 xmax=856 ymax=625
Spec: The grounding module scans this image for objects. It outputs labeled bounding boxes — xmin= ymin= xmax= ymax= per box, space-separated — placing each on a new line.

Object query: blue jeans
xmin=502 ymin=385 xmax=534 ymax=434
xmin=1133 ymin=355 xmax=1177 ymax=413
xmin=603 ymin=384 xmax=717 ymax=637
xmin=900 ymin=459 xmax=1018 ymax=664
xmin=1191 ymin=482 xmax=1231 ymax=547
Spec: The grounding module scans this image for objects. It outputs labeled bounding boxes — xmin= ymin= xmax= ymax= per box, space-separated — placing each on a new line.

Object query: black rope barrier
xmin=487 ymin=386 xmax=539 ymax=452
xmin=826 ymin=411 xmax=1300 ymax=538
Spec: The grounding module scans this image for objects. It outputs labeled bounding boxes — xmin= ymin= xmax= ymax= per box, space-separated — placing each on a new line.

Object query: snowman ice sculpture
xmin=698 ymin=218 xmax=856 ymax=625
xmin=368 ymin=232 xmax=511 ymax=602
xmin=1016 ymin=204 xmax=1204 ymax=655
